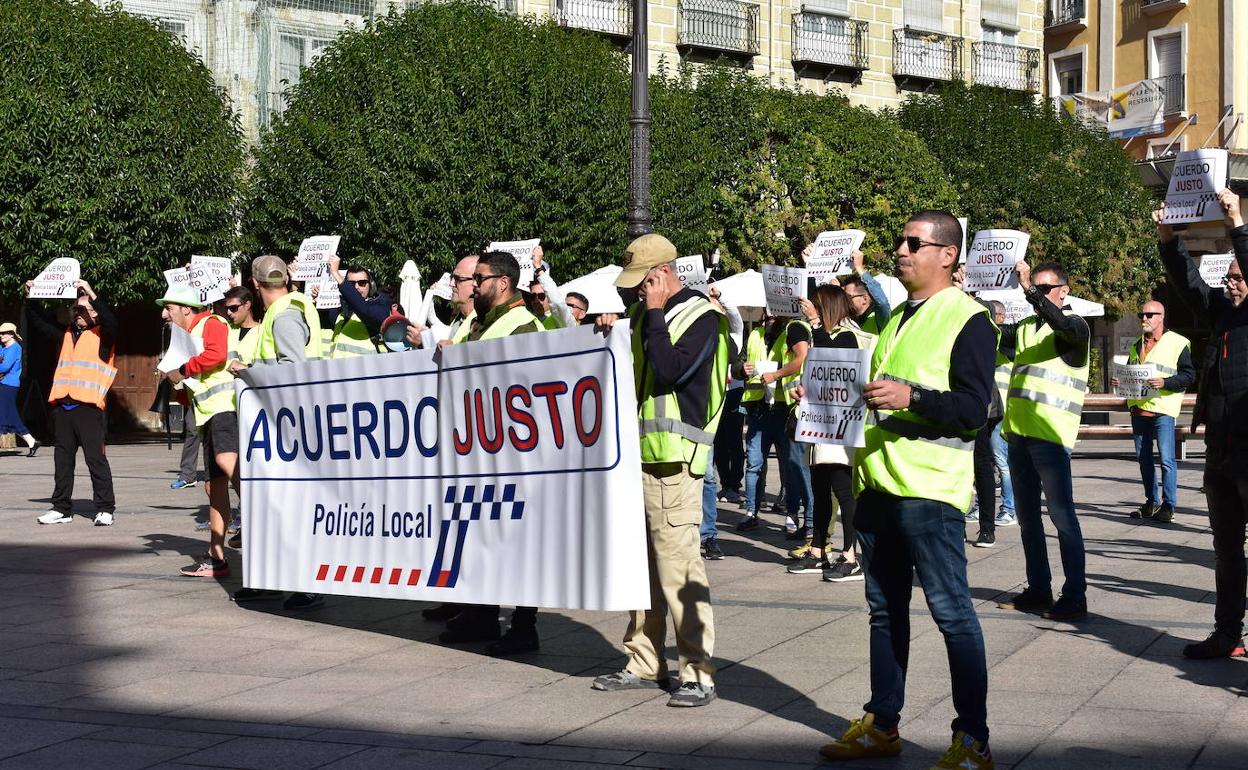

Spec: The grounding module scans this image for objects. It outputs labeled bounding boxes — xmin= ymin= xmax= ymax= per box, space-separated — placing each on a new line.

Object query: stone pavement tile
xmin=0 ymin=668 xmax=37 ymax=681
xmin=307 ymin=728 xmax=474 ymax=751
xmin=55 ymin=671 xmax=284 ymax=714
xmin=297 ymin=676 xmax=538 ymax=734
xmin=149 ymin=717 xmax=319 ymax=740
xmin=451 ymin=655 xmax=609 ymax=685
xmin=319 ymin=746 xmax=506 ymax=769
xmin=692 ymin=711 xmax=835 ymax=763
xmin=528 ymin=628 xmax=628 ymax=660
xmin=927 ymin=690 xmax=1088 ymax=730
xmin=1014 ymin=706 xmax=1214 ymax=770
xmin=161 ymin=672 xmax=421 ymax=724
xmin=1088 ymin=672 xmax=1242 ymax=714
xmin=1190 ymin=697 xmax=1248 ymax=769
xmin=0 ymin=677 xmax=101 ymax=706
xmin=16 ymin=650 xmax=212 ymax=688
xmin=0 ymin=703 xmax=170 ymax=728
xmin=87 ymin=725 xmax=236 ymax=748
xmin=892 ymin=712 xmax=1048 ymax=769
xmin=988 ymin=656 xmax=1125 ymax=694
xmin=185 ymin=647 xmax=354 ymax=680
xmin=714 ymin=653 xmax=858 ymax=690
xmin=0 ymin=737 xmax=193 ymax=770
xmin=626 ymin=751 xmax=822 ymax=770
xmin=175 ymin=736 xmax=366 ymax=770
xmin=455 ymin=674 xmax=663 ymax=733
xmin=492 ymin=760 xmax=625 ymax=770
xmin=464 ymin=740 xmax=642 ymax=765
xmin=2 ymin=640 xmax=118 ymax=672
xmin=0 ymin=715 xmax=104 ymax=760
xmin=0 ymin=631 xmax=67 ymax=654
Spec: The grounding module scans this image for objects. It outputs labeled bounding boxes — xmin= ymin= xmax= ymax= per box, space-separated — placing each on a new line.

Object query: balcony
xmin=1044 ymin=0 xmax=1086 ymax=33
xmin=557 ymin=0 xmax=631 ymax=38
xmin=1141 ymin=0 xmax=1187 ymax=15
xmin=972 ymin=41 xmax=1041 ymax=91
xmin=678 ymin=0 xmax=760 ymax=58
xmin=1158 ymin=72 xmax=1185 ymax=115
xmin=892 ymin=28 xmax=962 ymax=85
xmin=791 ymin=14 xmax=868 ymax=72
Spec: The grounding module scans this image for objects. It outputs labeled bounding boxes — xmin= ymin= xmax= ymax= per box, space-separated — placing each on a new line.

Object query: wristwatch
xmin=908 ymin=386 xmax=923 ymax=409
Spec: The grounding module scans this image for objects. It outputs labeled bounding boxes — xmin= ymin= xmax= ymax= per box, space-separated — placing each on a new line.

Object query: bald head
xmin=1140 ymin=300 xmax=1165 ymax=337
xmin=451 ymin=254 xmax=479 ymax=314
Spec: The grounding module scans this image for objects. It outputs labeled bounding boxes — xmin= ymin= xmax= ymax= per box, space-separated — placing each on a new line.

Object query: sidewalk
xmin=0 ymin=442 xmax=1243 ymax=769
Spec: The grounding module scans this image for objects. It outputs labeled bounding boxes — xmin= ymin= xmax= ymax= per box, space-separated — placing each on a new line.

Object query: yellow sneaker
xmin=787 ymin=539 xmax=813 ymax=560
xmin=818 ymin=712 xmax=901 ymax=761
xmin=931 ymin=731 xmax=993 ymax=769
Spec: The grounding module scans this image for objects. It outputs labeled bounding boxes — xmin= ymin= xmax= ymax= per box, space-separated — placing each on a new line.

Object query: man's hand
xmin=404 ymin=323 xmax=426 ymax=348
xmin=852 ymin=249 xmax=866 ymax=275
xmin=1147 ymin=377 xmax=1166 ymax=389
xmin=864 ymin=379 xmax=912 ymax=411
xmin=594 ymin=313 xmax=619 ymax=334
xmin=327 ymin=253 xmax=342 ymax=282
xmin=24 ymin=280 xmax=34 ymax=295
xmin=760 ymin=371 xmax=777 ymax=386
xmin=1219 ymin=189 xmax=1244 ymax=229
xmin=1110 ymin=377 xmax=1121 ymax=388
xmin=1152 ymin=202 xmax=1175 ymax=243
xmin=642 ymin=272 xmax=671 ymax=311
xmin=165 ymin=369 xmax=184 ymax=386
xmin=532 ymin=245 xmax=545 ymax=269
xmin=800 ymin=243 xmax=814 ymax=265
xmin=1015 ymin=261 xmax=1032 ymax=291
xmin=436 ymin=339 xmax=454 ymax=351
xmin=952 ymin=265 xmax=965 ymax=289
xmin=793 ymin=384 xmax=806 ymax=401
xmin=227 ymin=361 xmax=248 ymax=376
xmin=75 ymin=279 xmax=96 ymax=300
xmin=743 ymin=362 xmax=756 ymax=377
xmin=309 ymin=284 xmax=320 ymax=300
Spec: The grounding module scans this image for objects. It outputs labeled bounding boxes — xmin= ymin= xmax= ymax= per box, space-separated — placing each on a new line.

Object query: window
xmin=1151 ymin=33 xmax=1182 ymax=79
xmin=903 ymin=0 xmax=942 ymax=32
xmin=1054 ymin=53 xmax=1083 ymax=95
xmin=802 ymin=0 xmax=849 ymax=13
xmin=277 ymin=32 xmax=334 ymax=90
xmin=982 ymin=0 xmax=1018 ymax=30
xmin=981 ymin=24 xmax=1018 ymax=46
xmin=802 ymin=11 xmax=847 ymax=36
xmin=156 ymin=19 xmax=187 ymax=38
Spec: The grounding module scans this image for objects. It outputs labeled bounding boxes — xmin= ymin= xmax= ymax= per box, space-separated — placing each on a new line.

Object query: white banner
xmin=1162 ymin=149 xmax=1228 ymax=225
xmin=808 ymin=229 xmax=865 ymax=278
xmin=291 ymin=236 xmax=340 ymax=282
xmin=488 ymin=238 xmax=540 ymax=288
xmin=674 ymin=256 xmax=708 ymax=295
xmin=1113 ymin=361 xmax=1157 ymax=400
xmin=29 ymin=258 xmax=80 ymax=299
xmin=1199 ymin=252 xmax=1235 ymax=289
xmin=762 ymin=265 xmax=807 ymax=317
xmin=189 ymin=255 xmax=232 ymax=305
xmin=794 ymin=347 xmax=869 ymax=447
xmin=964 ymin=230 xmax=1029 ymax=292
xmin=236 ymin=324 xmax=649 ymax=610
xmin=977 ymin=289 xmax=1034 ymax=324
xmin=1054 ymin=79 xmax=1166 ymax=139
xmin=315 ymin=274 xmax=341 ymax=309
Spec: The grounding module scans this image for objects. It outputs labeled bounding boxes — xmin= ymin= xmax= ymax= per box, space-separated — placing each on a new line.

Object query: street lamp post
xmin=627 ymin=0 xmax=652 ymax=238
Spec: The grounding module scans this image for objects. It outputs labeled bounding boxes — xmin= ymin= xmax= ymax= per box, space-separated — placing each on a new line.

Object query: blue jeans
xmin=785 ymin=431 xmax=812 ymax=528
xmin=701 ymin=445 xmax=719 ymax=541
xmin=1008 ymin=436 xmax=1086 ymax=601
xmin=856 ymin=489 xmax=989 ymax=744
xmin=1131 ymin=413 xmax=1177 ymax=508
xmin=743 ymin=404 xmax=789 ymax=515
xmin=991 ymin=421 xmax=1014 ymax=514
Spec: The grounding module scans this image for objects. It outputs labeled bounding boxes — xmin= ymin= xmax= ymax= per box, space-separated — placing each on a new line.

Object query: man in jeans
xmin=988 ymin=300 xmax=1016 ymax=529
xmin=735 ymin=318 xmax=790 ymax=531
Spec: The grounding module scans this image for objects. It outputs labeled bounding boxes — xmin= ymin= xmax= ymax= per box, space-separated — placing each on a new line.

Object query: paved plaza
xmin=0 ymin=440 xmax=1244 ymax=769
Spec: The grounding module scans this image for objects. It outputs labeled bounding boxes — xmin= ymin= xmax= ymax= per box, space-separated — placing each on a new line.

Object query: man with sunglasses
xmin=314 ymin=254 xmax=392 ymax=358
xmin=527 ymin=245 xmax=575 ymax=329
xmin=1113 ymin=301 xmax=1194 ymax=523
xmin=821 ymin=212 xmax=996 ymax=768
xmin=996 ymin=260 xmax=1091 ymax=623
xmin=838 ymin=249 xmax=893 ymax=335
xmin=1156 ymin=189 xmax=1248 ymax=659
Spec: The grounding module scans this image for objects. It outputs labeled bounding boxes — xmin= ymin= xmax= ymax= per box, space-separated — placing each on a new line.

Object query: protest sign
xmin=1113 ymin=361 xmax=1157 ymax=400
xmin=237 ymin=324 xmax=649 ymax=610
xmin=794 ymin=347 xmax=870 ymax=447
xmin=1199 ymin=252 xmax=1235 ymax=289
xmin=1162 ymin=149 xmax=1229 ymax=225
xmin=957 ymin=217 xmax=968 ymax=264
xmin=762 ymin=265 xmax=807 ymax=317
xmin=674 ymin=256 xmax=708 ymax=295
xmin=964 ymin=229 xmax=1029 ymax=292
xmin=164 ymin=268 xmax=192 ymax=292
xmin=977 ymin=289 xmax=1034 ymax=324
xmin=291 ymin=236 xmax=340 ymax=282
xmin=189 ymin=255 xmax=232 ymax=305
xmin=315 ymin=274 xmax=341 ymax=309
xmin=158 ymin=324 xmax=203 ymax=374
xmin=29 ymin=258 xmax=80 ymax=299
xmin=808 ymin=229 xmax=865 ymax=278
xmin=488 ymin=238 xmax=540 ymax=287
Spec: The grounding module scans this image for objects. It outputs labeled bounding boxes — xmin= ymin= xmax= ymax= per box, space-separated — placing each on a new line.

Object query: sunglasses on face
xmin=351 ymin=279 xmax=370 ymax=289
xmin=451 ymin=274 xmax=474 ymax=284
xmin=1138 ymin=312 xmax=1162 ymax=319
xmin=1034 ymin=283 xmax=1067 ymax=294
xmin=568 ymin=304 xmax=587 ymax=314
xmin=472 ymin=273 xmax=502 ymax=286
xmin=532 ymin=293 xmax=547 ymax=301
xmin=224 ymin=304 xmax=244 ymax=314
xmin=894 ymin=235 xmax=951 ymax=253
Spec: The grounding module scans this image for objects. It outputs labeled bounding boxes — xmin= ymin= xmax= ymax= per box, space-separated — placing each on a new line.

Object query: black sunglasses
xmin=1138 ymin=312 xmax=1162 ymax=319
xmin=1034 ymin=283 xmax=1068 ymax=294
xmin=894 ymin=235 xmax=951 ymax=253
xmin=224 ymin=304 xmax=244 ymax=313
xmin=351 ymin=279 xmax=370 ymax=288
xmin=451 ymin=274 xmax=474 ymax=284
xmin=472 ymin=273 xmax=503 ymax=286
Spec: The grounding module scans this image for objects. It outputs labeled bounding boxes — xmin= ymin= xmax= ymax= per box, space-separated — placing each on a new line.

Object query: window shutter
xmin=903 ymin=0 xmax=943 ymax=32
xmin=803 ymin=0 xmax=849 ymax=14
xmin=981 ymin=0 xmax=1018 ymax=29
xmin=1154 ymin=34 xmax=1181 ymax=77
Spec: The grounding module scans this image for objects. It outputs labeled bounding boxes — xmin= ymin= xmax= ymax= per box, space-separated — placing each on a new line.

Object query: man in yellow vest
xmin=820 ymin=211 xmax=996 ymax=769
xmin=26 ymin=279 xmax=119 ymax=527
xmin=313 ymin=254 xmax=391 ymax=358
xmin=1113 ymin=300 xmax=1195 ymax=523
xmin=590 ymin=233 xmax=728 ymax=708
xmin=158 ymin=284 xmax=238 ymax=579
xmin=996 ymin=261 xmax=1090 ymax=623
xmin=735 ymin=317 xmax=794 ymax=531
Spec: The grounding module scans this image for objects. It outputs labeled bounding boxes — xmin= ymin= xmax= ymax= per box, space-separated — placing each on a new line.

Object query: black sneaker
xmin=1153 ymin=503 xmax=1174 ymax=523
xmin=486 ymin=627 xmax=540 ymax=656
xmin=736 ymin=514 xmax=760 ymax=532
xmin=422 ymin=603 xmax=464 ymax=622
xmin=972 ymin=531 xmax=996 ymax=548
xmin=787 ymin=553 xmax=825 ymax=574
xmin=702 ymin=537 xmax=724 ymax=560
xmin=227 ymin=531 xmax=242 ymax=549
xmin=1132 ymin=502 xmax=1157 ymax=519
xmin=231 ymin=587 xmax=282 ymax=603
xmin=1042 ymin=595 xmax=1088 ymax=621
xmin=997 ymin=587 xmax=1053 ymax=612
xmin=1183 ymin=630 xmax=1247 ymax=659
xmin=282 ymin=592 xmax=323 ymax=611
xmin=823 ymin=560 xmax=864 ymax=582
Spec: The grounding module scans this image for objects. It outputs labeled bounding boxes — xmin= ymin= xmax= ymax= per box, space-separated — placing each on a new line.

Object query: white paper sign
xmin=762 ymin=265 xmax=807 ymax=317
xmin=237 ymin=324 xmax=649 ymax=610
xmin=29 ymin=258 xmax=81 ymax=299
xmin=1113 ymin=361 xmax=1158 ymax=400
xmin=794 ymin=347 xmax=870 ymax=447
xmin=157 ymin=324 xmax=204 ymax=374
xmin=1162 ymin=149 xmax=1229 ymax=224
xmin=964 ymin=229 xmax=1030 ymax=292
xmin=1200 ymin=253 xmax=1235 ymax=289
xmin=674 ymin=256 xmax=708 ymax=295
xmin=315 ymin=274 xmax=341 ymax=309
xmin=164 ymin=268 xmax=192 ymax=292
xmin=957 ymin=217 xmax=969 ymax=264
xmin=808 ymin=229 xmax=865 ymax=277
xmin=488 ymin=238 xmax=540 ymax=288
xmin=291 ymin=235 xmax=340 ymax=282
xmin=977 ymin=290 xmax=1034 ymax=324
xmin=189 ymin=255 xmax=233 ymax=305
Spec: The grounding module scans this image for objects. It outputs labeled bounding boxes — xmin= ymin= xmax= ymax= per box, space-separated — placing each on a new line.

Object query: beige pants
xmin=623 ymin=462 xmax=716 ymax=685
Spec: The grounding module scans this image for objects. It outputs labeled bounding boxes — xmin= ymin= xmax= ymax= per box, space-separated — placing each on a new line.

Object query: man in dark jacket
xmin=1158 ymin=189 xmax=1248 ymax=659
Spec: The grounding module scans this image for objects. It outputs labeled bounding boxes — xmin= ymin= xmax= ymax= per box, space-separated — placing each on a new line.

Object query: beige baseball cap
xmin=251 ymin=254 xmax=289 ymax=285
xmin=615 ymin=234 xmax=678 ymax=289
xmin=0 ymin=322 xmax=20 ymax=342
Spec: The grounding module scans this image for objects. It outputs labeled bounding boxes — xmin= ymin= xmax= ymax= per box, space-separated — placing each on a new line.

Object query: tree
xmin=896 ymin=82 xmax=1158 ymax=316
xmin=0 ymin=0 xmax=245 ymax=305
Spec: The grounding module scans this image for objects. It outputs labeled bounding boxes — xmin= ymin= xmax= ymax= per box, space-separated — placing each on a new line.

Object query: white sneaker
xmin=37 ymin=510 xmax=73 ymax=525
xmin=93 ymin=512 xmax=114 ymax=527
xmin=783 ymin=516 xmax=798 ymax=534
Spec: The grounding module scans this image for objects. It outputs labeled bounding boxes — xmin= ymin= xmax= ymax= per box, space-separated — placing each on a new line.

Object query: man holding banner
xmin=592 ymin=233 xmax=727 ymax=708
xmin=821 ymin=211 xmax=996 ymax=769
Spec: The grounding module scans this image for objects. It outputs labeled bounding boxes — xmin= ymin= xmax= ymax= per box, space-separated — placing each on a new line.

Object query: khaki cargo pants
xmin=623 ymin=461 xmax=716 ymax=686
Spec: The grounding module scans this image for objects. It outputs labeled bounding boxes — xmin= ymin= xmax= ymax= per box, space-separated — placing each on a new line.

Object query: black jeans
xmin=811 ymin=464 xmax=855 ymax=552
xmin=973 ymin=418 xmax=1000 ymax=536
xmin=1205 ymin=444 xmax=1248 ymax=638
xmin=51 ymin=405 xmax=116 ymax=514
xmin=714 ymin=388 xmax=745 ymax=493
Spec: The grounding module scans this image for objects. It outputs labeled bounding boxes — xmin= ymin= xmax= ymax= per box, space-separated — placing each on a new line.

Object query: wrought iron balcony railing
xmin=791 ymin=14 xmax=868 ymax=70
xmin=557 ymin=0 xmax=631 ymax=37
xmin=972 ymin=41 xmax=1041 ymax=91
xmin=1045 ymin=0 xmax=1085 ymax=28
xmin=678 ymin=0 xmax=761 ymax=56
xmin=892 ymin=28 xmax=962 ymax=82
xmin=1158 ymin=72 xmax=1185 ymax=115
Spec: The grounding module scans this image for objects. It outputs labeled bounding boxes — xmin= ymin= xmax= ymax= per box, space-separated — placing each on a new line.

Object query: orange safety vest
xmin=49 ymin=329 xmax=117 ymax=409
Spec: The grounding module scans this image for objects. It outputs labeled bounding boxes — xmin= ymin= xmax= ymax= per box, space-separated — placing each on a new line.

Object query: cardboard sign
xmin=315 ymin=274 xmax=341 ymax=310
xmin=1113 ymin=361 xmax=1157 ymax=400
xmin=964 ymin=229 xmax=1029 ymax=292
xmin=762 ymin=265 xmax=807 ymax=318
xmin=1162 ymin=149 xmax=1229 ymax=225
xmin=29 ymin=258 xmax=81 ymax=299
xmin=189 ymin=255 xmax=232 ymax=305
xmin=794 ymin=347 xmax=870 ymax=447
xmin=291 ymin=235 xmax=340 ymax=282
xmin=808 ymin=229 xmax=865 ymax=276
xmin=674 ymin=256 xmax=708 ymax=295
xmin=488 ymin=239 xmax=540 ymax=288
xmin=1199 ymin=252 xmax=1235 ymax=289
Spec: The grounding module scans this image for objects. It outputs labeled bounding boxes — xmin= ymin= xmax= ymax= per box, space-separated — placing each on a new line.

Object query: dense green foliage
xmin=897 ymin=82 xmax=1158 ymax=316
xmin=0 ymin=0 xmax=245 ymax=304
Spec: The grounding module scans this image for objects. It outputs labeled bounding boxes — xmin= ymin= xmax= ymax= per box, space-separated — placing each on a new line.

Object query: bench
xmin=1077 ymin=394 xmax=1203 ymax=459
